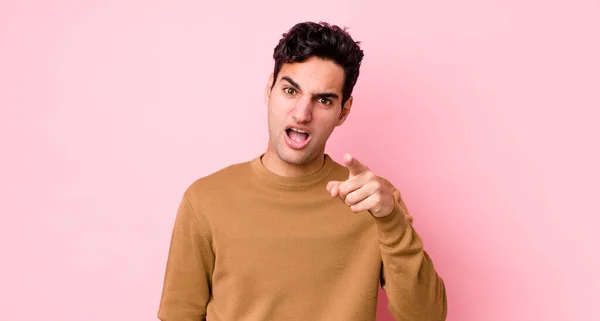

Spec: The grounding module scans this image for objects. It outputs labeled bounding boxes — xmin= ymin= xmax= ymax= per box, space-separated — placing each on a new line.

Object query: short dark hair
xmin=271 ymin=21 xmax=364 ymax=106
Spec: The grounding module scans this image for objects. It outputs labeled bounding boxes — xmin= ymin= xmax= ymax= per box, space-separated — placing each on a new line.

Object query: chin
xmin=276 ymin=148 xmax=315 ymax=166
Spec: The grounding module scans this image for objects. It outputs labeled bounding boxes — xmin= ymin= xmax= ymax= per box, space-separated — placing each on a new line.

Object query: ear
xmin=264 ymin=73 xmax=274 ymax=105
xmin=336 ymin=96 xmax=353 ymax=126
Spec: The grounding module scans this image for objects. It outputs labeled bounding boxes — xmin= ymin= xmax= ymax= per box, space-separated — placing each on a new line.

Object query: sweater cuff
xmin=373 ymin=202 xmax=409 ymax=242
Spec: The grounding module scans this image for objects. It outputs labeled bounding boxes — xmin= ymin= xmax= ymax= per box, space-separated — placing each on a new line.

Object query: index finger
xmin=343 ymin=153 xmax=367 ymax=177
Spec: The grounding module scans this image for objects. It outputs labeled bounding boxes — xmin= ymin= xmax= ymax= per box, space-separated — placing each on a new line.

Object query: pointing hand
xmin=326 ymin=153 xmax=395 ymax=218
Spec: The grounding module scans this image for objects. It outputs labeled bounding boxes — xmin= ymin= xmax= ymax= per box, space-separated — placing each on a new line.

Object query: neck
xmin=261 ymin=143 xmax=326 ymax=178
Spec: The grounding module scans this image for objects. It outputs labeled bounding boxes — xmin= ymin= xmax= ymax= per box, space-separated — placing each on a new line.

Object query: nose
xmin=292 ymin=95 xmax=313 ymax=123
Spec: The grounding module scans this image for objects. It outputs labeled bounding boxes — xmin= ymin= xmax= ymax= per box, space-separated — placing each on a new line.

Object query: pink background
xmin=1 ymin=1 xmax=599 ymax=320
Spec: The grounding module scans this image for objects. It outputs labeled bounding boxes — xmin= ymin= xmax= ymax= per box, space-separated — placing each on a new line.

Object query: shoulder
xmin=183 ymin=158 xmax=253 ymax=205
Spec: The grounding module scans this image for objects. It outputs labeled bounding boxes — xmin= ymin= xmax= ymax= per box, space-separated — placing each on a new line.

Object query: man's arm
xmin=326 ymin=154 xmax=447 ymax=321
xmin=376 ymin=180 xmax=447 ymax=321
xmin=157 ymin=191 xmax=215 ymax=321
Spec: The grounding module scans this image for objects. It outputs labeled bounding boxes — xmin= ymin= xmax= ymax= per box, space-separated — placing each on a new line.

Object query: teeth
xmin=290 ymin=128 xmax=307 ymax=133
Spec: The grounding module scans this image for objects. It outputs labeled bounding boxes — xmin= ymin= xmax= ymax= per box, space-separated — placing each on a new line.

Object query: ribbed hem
xmin=373 ymin=203 xmax=409 ymax=243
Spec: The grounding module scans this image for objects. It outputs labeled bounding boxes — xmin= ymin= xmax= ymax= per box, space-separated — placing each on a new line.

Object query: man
xmin=158 ymin=21 xmax=447 ymax=321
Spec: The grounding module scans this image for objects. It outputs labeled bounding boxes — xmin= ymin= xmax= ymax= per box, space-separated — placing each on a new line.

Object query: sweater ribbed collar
xmin=250 ymin=153 xmax=335 ymax=189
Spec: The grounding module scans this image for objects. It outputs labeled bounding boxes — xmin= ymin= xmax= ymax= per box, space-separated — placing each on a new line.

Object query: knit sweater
xmin=157 ymin=154 xmax=447 ymax=321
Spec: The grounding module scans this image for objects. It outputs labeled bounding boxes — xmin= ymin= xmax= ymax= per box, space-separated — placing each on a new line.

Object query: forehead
xmin=277 ymin=57 xmax=345 ymax=94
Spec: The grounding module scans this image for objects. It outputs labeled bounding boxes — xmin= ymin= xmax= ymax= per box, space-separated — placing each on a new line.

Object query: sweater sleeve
xmin=157 ymin=191 xmax=215 ymax=321
xmin=375 ymin=179 xmax=448 ymax=321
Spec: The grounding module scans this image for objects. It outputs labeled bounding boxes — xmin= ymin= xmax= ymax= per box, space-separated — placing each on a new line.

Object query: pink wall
xmin=1 ymin=1 xmax=599 ymax=320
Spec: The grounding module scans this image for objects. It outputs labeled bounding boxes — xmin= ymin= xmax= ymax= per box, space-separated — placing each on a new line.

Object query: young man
xmin=157 ymin=21 xmax=447 ymax=321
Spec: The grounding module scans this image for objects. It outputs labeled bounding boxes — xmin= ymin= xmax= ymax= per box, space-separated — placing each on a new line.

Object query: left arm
xmin=374 ymin=180 xmax=447 ymax=321
xmin=327 ymin=154 xmax=447 ymax=321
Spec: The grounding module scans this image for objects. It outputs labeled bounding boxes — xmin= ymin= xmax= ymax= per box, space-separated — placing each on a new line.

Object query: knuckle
xmin=339 ymin=184 xmax=347 ymax=194
xmin=365 ymin=171 xmax=375 ymax=181
xmin=340 ymin=190 xmax=348 ymax=199
xmin=372 ymin=193 xmax=381 ymax=203
xmin=345 ymin=194 xmax=353 ymax=204
xmin=373 ymin=180 xmax=381 ymax=189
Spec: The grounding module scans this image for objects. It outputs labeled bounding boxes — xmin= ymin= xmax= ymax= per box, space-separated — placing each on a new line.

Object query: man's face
xmin=264 ymin=57 xmax=352 ymax=166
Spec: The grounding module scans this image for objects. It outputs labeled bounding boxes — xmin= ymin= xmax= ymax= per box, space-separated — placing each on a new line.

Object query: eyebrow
xmin=281 ymin=76 xmax=301 ymax=90
xmin=280 ymin=76 xmax=340 ymax=101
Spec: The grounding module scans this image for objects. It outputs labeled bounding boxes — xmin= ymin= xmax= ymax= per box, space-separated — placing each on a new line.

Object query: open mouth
xmin=285 ymin=127 xmax=311 ymax=149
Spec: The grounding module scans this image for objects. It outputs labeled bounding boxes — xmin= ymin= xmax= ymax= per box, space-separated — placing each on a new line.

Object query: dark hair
xmin=271 ymin=21 xmax=364 ymax=106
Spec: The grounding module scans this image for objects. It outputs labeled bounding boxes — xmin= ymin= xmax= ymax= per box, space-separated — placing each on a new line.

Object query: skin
xmin=262 ymin=56 xmax=395 ymax=217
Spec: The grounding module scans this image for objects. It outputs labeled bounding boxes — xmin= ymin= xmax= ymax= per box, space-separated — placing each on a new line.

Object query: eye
xmin=318 ymin=98 xmax=332 ymax=106
xmin=283 ymin=87 xmax=297 ymax=95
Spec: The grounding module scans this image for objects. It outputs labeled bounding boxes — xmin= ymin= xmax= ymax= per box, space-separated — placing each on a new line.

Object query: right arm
xmin=157 ymin=192 xmax=215 ymax=321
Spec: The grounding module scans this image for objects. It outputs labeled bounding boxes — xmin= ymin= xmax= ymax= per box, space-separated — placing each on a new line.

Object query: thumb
xmin=326 ymin=181 xmax=342 ymax=198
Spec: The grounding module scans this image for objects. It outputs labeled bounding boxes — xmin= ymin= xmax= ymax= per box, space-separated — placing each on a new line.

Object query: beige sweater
xmin=157 ymin=154 xmax=447 ymax=321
